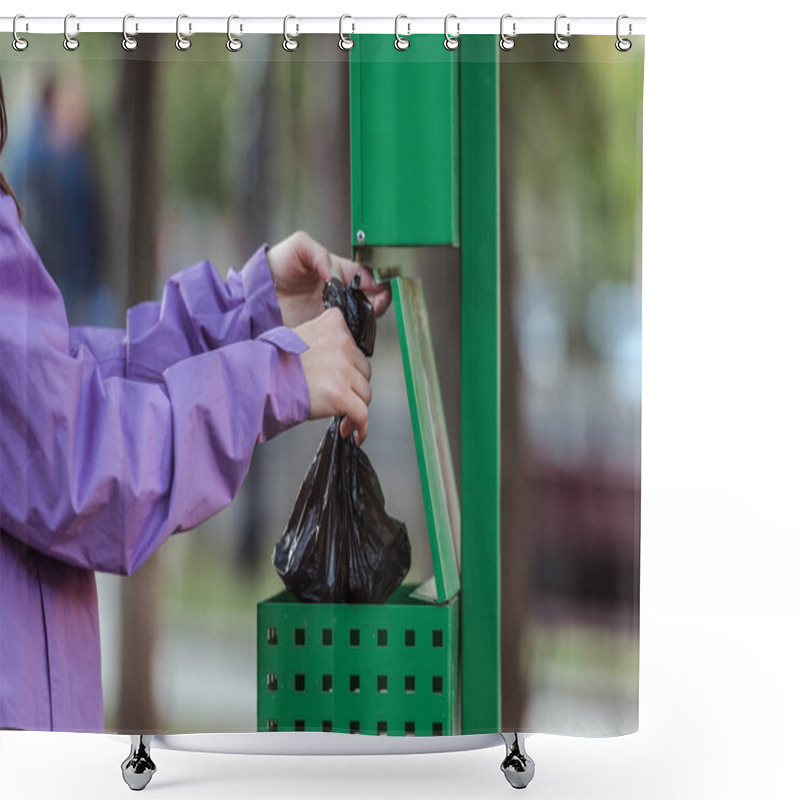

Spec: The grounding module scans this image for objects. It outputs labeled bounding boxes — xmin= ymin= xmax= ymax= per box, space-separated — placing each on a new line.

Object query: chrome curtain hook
xmin=63 ymin=13 xmax=79 ymax=51
xmin=339 ymin=14 xmax=354 ymax=51
xmin=283 ymin=15 xmax=299 ymax=51
xmin=122 ymin=14 xmax=138 ymax=51
xmin=444 ymin=14 xmax=460 ymax=51
xmin=499 ymin=14 xmax=516 ymax=51
xmin=176 ymin=14 xmax=191 ymax=50
xmin=12 ymin=14 xmax=29 ymax=52
xmin=395 ymin=14 xmax=410 ymax=51
xmin=554 ymin=14 xmax=570 ymax=51
xmin=227 ymin=15 xmax=243 ymax=51
xmin=616 ymin=14 xmax=632 ymax=51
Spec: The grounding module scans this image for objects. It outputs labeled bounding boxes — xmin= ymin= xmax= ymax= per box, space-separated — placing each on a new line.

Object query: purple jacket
xmin=0 ymin=192 xmax=310 ymax=731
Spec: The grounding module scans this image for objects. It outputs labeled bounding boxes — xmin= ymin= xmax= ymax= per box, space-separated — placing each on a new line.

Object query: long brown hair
xmin=0 ymin=75 xmax=22 ymax=216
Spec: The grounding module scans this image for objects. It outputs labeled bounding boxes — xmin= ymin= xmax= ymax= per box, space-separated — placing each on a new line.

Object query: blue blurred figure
xmin=9 ymin=74 xmax=111 ymax=325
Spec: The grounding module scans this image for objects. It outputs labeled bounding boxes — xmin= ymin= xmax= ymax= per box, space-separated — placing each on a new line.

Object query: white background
xmin=2 ymin=0 xmax=799 ymax=798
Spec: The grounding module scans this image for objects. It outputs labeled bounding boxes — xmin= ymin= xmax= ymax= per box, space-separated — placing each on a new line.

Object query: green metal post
xmin=459 ymin=36 xmax=501 ymax=733
xmin=347 ymin=34 xmax=502 ymax=734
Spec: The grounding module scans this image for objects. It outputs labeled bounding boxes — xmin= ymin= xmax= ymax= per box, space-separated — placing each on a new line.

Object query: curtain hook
xmin=63 ymin=13 xmax=79 ymax=51
xmin=12 ymin=15 xmax=29 ymax=52
xmin=444 ymin=14 xmax=460 ymax=51
xmin=122 ymin=14 xmax=138 ymax=51
xmin=554 ymin=14 xmax=570 ymax=51
xmin=227 ymin=15 xmax=243 ymax=52
xmin=339 ymin=14 xmax=354 ymax=51
xmin=395 ymin=14 xmax=410 ymax=51
xmin=616 ymin=14 xmax=632 ymax=51
xmin=175 ymin=14 xmax=191 ymax=50
xmin=283 ymin=15 xmax=299 ymax=51
xmin=499 ymin=14 xmax=516 ymax=51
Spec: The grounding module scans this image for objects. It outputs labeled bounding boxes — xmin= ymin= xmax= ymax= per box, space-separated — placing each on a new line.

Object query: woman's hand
xmin=268 ymin=231 xmax=392 ymax=328
xmin=295 ymin=308 xmax=373 ymax=445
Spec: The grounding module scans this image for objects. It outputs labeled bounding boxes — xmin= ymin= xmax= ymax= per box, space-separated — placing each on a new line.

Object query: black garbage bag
xmin=272 ymin=275 xmax=411 ymax=603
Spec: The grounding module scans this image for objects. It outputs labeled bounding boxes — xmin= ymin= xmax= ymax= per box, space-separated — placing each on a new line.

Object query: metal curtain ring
xmin=499 ymin=14 xmax=516 ymax=51
xmin=283 ymin=15 xmax=299 ymax=51
xmin=339 ymin=14 xmax=354 ymax=51
xmin=554 ymin=14 xmax=570 ymax=51
xmin=122 ymin=14 xmax=137 ymax=51
xmin=12 ymin=14 xmax=29 ymax=52
xmin=227 ymin=15 xmax=243 ymax=52
xmin=63 ymin=14 xmax=79 ymax=51
xmin=444 ymin=14 xmax=460 ymax=51
xmin=616 ymin=14 xmax=632 ymax=51
xmin=395 ymin=15 xmax=410 ymax=51
xmin=176 ymin=14 xmax=191 ymax=50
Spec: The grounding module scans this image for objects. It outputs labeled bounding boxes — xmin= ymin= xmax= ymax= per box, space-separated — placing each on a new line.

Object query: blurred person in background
xmin=6 ymin=72 xmax=108 ymax=324
xmin=0 ymin=75 xmax=390 ymax=732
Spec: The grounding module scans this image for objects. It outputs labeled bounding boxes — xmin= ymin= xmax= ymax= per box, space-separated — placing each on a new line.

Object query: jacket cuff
xmin=259 ymin=325 xmax=308 ymax=356
xmin=241 ymin=244 xmax=284 ymax=337
xmin=257 ymin=327 xmax=311 ymax=436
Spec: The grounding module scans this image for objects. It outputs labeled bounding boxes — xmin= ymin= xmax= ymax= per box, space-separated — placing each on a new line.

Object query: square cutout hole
xmin=377 ymin=675 xmax=388 ymax=693
xmin=268 ymin=719 xmax=278 ymax=732
xmin=432 ymin=630 xmax=443 ymax=648
xmin=350 ymin=675 xmax=360 ymax=693
xmin=349 ymin=628 xmax=360 ymax=647
xmin=322 ymin=628 xmax=333 ymax=646
xmin=432 ymin=676 xmax=443 ymax=694
xmin=377 ymin=629 xmax=388 ymax=647
xmin=405 ymin=722 xmax=415 ymax=736
xmin=267 ymin=627 xmax=278 ymax=645
xmin=266 ymin=673 xmax=278 ymax=691
xmin=405 ymin=676 xmax=415 ymax=693
xmin=294 ymin=628 xmax=305 ymax=646
xmin=377 ymin=721 xmax=388 ymax=735
xmin=295 ymin=720 xmax=305 ymax=732
xmin=350 ymin=720 xmax=360 ymax=734
xmin=295 ymin=674 xmax=305 ymax=692
xmin=322 ymin=674 xmax=333 ymax=693
xmin=433 ymin=722 xmax=443 ymax=736
xmin=405 ymin=629 xmax=415 ymax=647
xmin=322 ymin=720 xmax=333 ymax=733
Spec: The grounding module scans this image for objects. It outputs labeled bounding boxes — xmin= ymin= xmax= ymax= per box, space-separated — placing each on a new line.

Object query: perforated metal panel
xmin=257 ymin=589 xmax=458 ymax=736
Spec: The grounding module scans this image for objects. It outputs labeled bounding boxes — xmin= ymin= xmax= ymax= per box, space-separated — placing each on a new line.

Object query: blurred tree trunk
xmin=500 ymin=68 xmax=531 ymax=730
xmin=116 ymin=50 xmax=161 ymax=734
xmin=236 ymin=57 xmax=273 ymax=576
xmin=264 ymin=38 xmax=350 ymax=249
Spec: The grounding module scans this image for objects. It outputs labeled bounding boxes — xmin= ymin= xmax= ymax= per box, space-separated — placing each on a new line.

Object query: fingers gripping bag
xmin=272 ymin=276 xmax=411 ymax=603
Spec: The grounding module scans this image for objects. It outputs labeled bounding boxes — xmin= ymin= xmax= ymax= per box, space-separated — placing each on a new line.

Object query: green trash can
xmin=258 ymin=277 xmax=461 ymax=736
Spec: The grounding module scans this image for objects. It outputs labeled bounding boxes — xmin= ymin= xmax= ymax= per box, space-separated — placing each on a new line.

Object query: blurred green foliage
xmin=160 ymin=54 xmax=232 ymax=205
xmin=503 ymin=36 xmax=644 ymax=291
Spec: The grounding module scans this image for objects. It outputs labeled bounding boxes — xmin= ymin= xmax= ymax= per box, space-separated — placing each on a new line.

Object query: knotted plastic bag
xmin=272 ymin=275 xmax=411 ymax=603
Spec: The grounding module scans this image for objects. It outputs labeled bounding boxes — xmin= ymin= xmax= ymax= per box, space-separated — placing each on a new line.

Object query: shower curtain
xmin=0 ymin=30 xmax=643 ymax=739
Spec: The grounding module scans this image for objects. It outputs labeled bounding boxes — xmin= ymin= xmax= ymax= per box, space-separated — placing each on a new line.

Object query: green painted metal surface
xmin=458 ymin=36 xmax=501 ymax=734
xmin=391 ymin=277 xmax=461 ymax=603
xmin=350 ymin=35 xmax=459 ymax=247
xmin=257 ymin=588 xmax=458 ymax=735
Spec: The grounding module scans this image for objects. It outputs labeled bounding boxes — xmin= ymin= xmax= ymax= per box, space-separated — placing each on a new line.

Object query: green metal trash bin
xmin=258 ymin=277 xmax=461 ymax=736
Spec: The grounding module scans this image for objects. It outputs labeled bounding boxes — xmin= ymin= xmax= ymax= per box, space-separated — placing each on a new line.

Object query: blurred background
xmin=0 ymin=33 xmax=642 ymax=735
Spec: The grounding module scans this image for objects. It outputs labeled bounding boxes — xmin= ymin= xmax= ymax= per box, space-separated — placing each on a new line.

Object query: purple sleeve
xmin=68 ymin=245 xmax=284 ymax=382
xmin=0 ymin=196 xmax=310 ymax=575
xmin=69 ymin=326 xmax=126 ymax=378
xmin=126 ymin=245 xmax=285 ymax=381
